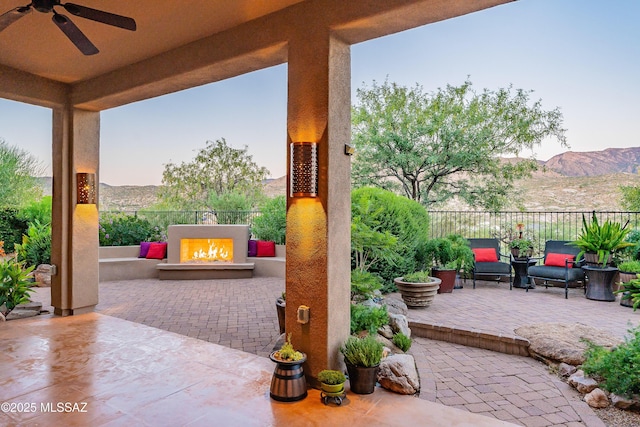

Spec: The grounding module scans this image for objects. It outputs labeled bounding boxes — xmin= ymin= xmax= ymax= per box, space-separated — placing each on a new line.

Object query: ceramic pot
xmin=394 ymin=276 xmax=441 ymax=308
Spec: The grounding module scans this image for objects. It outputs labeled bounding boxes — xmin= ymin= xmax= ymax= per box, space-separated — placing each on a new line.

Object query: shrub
xmin=15 ymin=220 xmax=51 ymax=267
xmin=317 ymin=370 xmax=346 ymax=385
xmin=18 ymin=196 xmax=52 ymax=226
xmin=402 ymin=270 xmax=432 ymax=283
xmin=0 ymin=208 xmax=28 ymax=253
xmin=617 ymin=260 xmax=640 ymax=274
xmin=99 ymin=214 xmax=165 ymax=246
xmin=351 ymin=187 xmax=429 ymax=291
xmin=350 ymin=304 xmax=389 ymax=334
xmin=392 ymin=333 xmax=412 ymax=352
xmin=252 ymin=196 xmax=286 ymax=244
xmin=582 ymin=326 xmax=640 ymax=398
xmin=0 ymin=258 xmax=34 ymax=313
xmin=350 ymin=270 xmax=382 ymax=302
xmin=341 ymin=335 xmax=384 ymax=367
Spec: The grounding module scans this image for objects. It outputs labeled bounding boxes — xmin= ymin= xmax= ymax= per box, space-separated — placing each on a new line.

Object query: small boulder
xmin=383 ymin=297 xmax=408 ymax=316
xmin=378 ymin=325 xmax=394 ymax=339
xmin=0 ymin=312 xmax=5 ymax=322
xmin=568 ymin=371 xmax=599 ymax=394
xmin=515 ymin=323 xmax=622 ymax=365
xmin=611 ymin=393 xmax=640 ymax=410
xmin=375 ymin=334 xmax=404 ymax=354
xmin=558 ymin=362 xmax=577 ymax=377
xmin=15 ymin=301 xmax=43 ymax=312
xmin=34 ymin=264 xmax=52 ymax=287
xmin=388 ymin=313 xmax=411 ymax=338
xmin=584 ymin=388 xmax=609 ymax=408
xmin=377 ymin=354 xmax=420 ymax=395
xmin=5 ymin=309 xmax=39 ymax=320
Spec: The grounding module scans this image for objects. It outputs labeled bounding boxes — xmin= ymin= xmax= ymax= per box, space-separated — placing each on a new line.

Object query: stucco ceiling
xmin=0 ymin=0 xmax=303 ymax=83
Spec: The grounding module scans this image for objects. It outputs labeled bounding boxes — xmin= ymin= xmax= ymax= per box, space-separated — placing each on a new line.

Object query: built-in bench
xmin=248 ymin=244 xmax=285 ymax=279
xmin=99 ymin=245 xmax=166 ymax=282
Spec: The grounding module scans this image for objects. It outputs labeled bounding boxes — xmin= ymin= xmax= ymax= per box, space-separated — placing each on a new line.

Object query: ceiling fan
xmin=0 ymin=0 xmax=136 ymax=55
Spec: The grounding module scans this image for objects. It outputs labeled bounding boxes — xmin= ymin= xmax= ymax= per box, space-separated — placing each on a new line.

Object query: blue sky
xmin=1 ymin=0 xmax=638 ymax=186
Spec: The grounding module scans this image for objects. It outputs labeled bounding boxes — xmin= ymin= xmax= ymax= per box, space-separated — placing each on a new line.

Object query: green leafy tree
xmin=0 ymin=139 xmax=44 ymax=208
xmin=351 ymin=80 xmax=567 ymax=210
xmin=158 ymin=138 xmax=269 ymax=210
xmin=252 ymin=196 xmax=286 ymax=244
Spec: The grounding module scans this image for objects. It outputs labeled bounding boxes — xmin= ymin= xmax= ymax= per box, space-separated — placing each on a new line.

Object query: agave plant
xmin=570 ymin=213 xmax=634 ymax=267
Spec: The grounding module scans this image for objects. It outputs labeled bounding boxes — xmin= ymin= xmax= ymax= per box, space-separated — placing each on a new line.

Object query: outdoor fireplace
xmin=157 ymin=225 xmax=253 ymax=280
xmin=180 ymin=238 xmax=234 ymax=263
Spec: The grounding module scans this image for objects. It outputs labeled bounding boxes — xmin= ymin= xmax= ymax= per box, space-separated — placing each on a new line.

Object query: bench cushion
xmin=528 ymin=265 xmax=584 ymax=282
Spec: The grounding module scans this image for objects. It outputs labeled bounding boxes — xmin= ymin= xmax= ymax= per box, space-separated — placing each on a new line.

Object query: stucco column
xmin=286 ymin=29 xmax=351 ymax=382
xmin=51 ymin=107 xmax=100 ymax=316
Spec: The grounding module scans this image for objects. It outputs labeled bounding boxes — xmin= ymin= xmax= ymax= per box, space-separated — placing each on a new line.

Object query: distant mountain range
xmin=35 ymin=147 xmax=640 ymax=210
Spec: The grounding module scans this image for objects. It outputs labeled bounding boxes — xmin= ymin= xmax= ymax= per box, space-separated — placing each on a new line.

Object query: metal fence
xmin=99 ymin=210 xmax=261 ymax=231
xmin=428 ymin=210 xmax=640 ymax=256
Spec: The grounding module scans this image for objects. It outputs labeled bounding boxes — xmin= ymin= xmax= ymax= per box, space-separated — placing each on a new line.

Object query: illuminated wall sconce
xmin=290 ymin=142 xmax=318 ymax=197
xmin=77 ymin=172 xmax=96 ymax=204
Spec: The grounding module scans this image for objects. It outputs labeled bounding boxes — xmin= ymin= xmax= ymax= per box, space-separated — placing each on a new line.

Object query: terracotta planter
xmin=620 ymin=293 xmax=634 ymax=308
xmin=510 ymin=247 xmax=532 ymax=259
xmin=584 ymin=252 xmax=612 ymax=267
xmin=394 ymin=276 xmax=441 ymax=308
xmin=432 ymin=268 xmax=456 ymax=293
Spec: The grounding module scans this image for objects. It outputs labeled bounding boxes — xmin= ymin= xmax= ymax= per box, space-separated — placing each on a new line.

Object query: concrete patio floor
xmin=7 ymin=278 xmax=640 ymax=426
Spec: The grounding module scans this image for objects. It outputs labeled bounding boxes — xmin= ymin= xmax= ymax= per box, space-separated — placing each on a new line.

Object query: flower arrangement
xmin=272 ymin=333 xmax=304 ymax=362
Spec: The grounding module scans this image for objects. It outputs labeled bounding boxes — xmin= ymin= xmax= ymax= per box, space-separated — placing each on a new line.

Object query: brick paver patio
xmin=30 ymin=277 xmax=640 ymax=427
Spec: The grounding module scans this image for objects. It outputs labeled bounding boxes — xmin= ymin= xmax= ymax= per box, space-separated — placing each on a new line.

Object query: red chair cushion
xmin=256 ymin=240 xmax=276 ymax=257
xmin=545 ymin=252 xmax=575 ymax=268
xmin=472 ymin=248 xmax=498 ymax=262
xmin=146 ymin=242 xmax=168 ymax=259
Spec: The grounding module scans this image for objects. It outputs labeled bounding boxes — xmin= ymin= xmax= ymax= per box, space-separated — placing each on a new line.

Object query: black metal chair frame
xmin=527 ymin=240 xmax=585 ymax=299
xmin=468 ymin=238 xmax=512 ymax=290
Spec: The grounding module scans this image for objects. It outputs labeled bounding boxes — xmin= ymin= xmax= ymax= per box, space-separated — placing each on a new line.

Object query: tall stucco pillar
xmin=51 ymin=107 xmax=100 ymax=316
xmin=286 ymin=29 xmax=351 ymax=382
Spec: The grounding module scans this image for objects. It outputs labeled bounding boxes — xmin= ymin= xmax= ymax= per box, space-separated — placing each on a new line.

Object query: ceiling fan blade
xmin=0 ymin=6 xmax=31 ymax=32
xmin=52 ymin=13 xmax=98 ymax=55
xmin=62 ymin=3 xmax=136 ymax=31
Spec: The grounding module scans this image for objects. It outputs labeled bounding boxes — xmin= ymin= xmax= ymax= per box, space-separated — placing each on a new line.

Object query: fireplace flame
xmin=180 ymin=238 xmax=233 ymax=263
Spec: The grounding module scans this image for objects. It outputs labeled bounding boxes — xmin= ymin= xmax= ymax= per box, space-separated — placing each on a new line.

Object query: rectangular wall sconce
xmin=290 ymin=142 xmax=318 ymax=197
xmin=77 ymin=172 xmax=96 ymax=204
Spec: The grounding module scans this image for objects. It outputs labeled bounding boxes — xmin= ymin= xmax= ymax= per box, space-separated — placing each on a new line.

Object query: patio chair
xmin=468 ymin=238 xmax=512 ymax=289
xmin=527 ymin=240 xmax=585 ymax=299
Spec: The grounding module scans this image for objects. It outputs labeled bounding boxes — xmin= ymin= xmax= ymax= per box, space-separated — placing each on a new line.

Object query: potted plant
xmin=616 ymin=260 xmax=640 ymax=290
xmin=569 ymin=212 xmax=633 ymax=267
xmin=615 ymin=276 xmax=640 ymax=309
xmin=269 ymin=334 xmax=307 ymax=402
xmin=446 ymin=234 xmax=474 ymax=289
xmin=393 ymin=270 xmax=440 ymax=308
xmin=317 ymin=369 xmax=347 ymax=394
xmin=509 ymin=238 xmax=534 ymax=259
xmin=340 ymin=335 xmax=384 ymax=394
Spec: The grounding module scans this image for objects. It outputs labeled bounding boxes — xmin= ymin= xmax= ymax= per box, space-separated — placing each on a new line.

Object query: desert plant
xmin=423 ymin=238 xmax=454 ymax=268
xmin=615 ymin=278 xmax=640 ymax=310
xmin=350 ymin=270 xmax=383 ymax=302
xmin=99 ymin=214 xmax=164 ymax=246
xmin=14 ymin=219 xmax=51 ymax=267
xmin=350 ymin=304 xmax=389 ymax=334
xmin=317 ymin=369 xmax=346 ymax=385
xmin=272 ymin=333 xmax=304 ymax=361
xmin=401 ymin=270 xmax=432 ymax=283
xmin=569 ymin=212 xmax=633 ymax=267
xmin=341 ymin=335 xmax=384 ymax=368
xmin=252 ymin=196 xmax=286 ymax=244
xmin=617 ymin=260 xmax=640 ymax=274
xmin=445 ymin=234 xmax=475 ymax=272
xmin=0 ymin=257 xmax=34 ymax=313
xmin=582 ymin=325 xmax=640 ymax=397
xmin=392 ymin=333 xmax=412 ymax=352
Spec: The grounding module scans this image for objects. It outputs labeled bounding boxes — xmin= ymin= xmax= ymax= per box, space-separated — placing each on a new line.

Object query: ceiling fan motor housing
xmin=33 ymin=0 xmax=58 ymax=14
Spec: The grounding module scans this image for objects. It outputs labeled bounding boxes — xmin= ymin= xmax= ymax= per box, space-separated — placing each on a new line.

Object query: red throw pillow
xmin=472 ymin=248 xmax=498 ymax=262
xmin=257 ymin=240 xmax=276 ymax=257
xmin=146 ymin=242 xmax=167 ymax=259
xmin=545 ymin=252 xmax=575 ymax=268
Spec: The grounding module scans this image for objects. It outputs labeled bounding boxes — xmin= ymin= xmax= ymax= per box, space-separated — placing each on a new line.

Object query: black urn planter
xmin=276 ymin=297 xmax=286 ymax=334
xmin=345 ymin=361 xmax=379 ymax=395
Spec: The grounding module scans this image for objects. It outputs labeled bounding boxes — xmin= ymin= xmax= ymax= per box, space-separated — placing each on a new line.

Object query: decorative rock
xmin=558 ymin=362 xmax=577 ymax=377
xmin=388 ymin=313 xmax=411 ymax=338
xmin=515 ymin=323 xmax=622 ymax=365
xmin=383 ymin=297 xmax=408 ymax=316
xmin=585 ymin=388 xmax=609 ymax=408
xmin=0 ymin=312 xmax=5 ymax=322
xmin=376 ymin=334 xmax=404 ymax=355
xmin=611 ymin=393 xmax=640 ymax=410
xmin=15 ymin=301 xmax=43 ymax=312
xmin=377 ymin=354 xmax=420 ymax=395
xmin=34 ymin=264 xmax=52 ymax=287
xmin=6 ymin=309 xmax=40 ymax=320
xmin=378 ymin=324 xmax=394 ymax=339
xmin=568 ymin=371 xmax=599 ymax=394
xmin=360 ymin=299 xmax=381 ymax=309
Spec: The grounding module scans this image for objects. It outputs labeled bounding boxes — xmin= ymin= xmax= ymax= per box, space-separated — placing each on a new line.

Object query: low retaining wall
xmin=99 ymin=246 xmax=166 ymax=282
xmin=248 ymin=245 xmax=285 ymax=278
